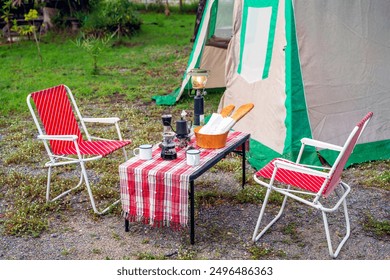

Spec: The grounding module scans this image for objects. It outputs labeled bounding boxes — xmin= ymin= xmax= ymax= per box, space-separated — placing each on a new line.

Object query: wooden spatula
xmin=219 ymin=104 xmax=235 ymax=117
xmin=230 ymin=103 xmax=254 ymax=122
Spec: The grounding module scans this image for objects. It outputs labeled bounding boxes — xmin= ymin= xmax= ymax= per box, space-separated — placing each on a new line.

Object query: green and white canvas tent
xmin=155 ymin=0 xmax=390 ymax=169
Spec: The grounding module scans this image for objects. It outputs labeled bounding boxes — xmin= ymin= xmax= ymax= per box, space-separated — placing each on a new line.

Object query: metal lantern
xmin=188 ymin=68 xmax=209 ymax=89
xmin=188 ymin=68 xmax=209 ymax=126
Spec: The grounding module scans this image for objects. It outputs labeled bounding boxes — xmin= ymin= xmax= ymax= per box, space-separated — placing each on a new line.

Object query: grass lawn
xmin=0 ymin=12 xmax=221 ymax=117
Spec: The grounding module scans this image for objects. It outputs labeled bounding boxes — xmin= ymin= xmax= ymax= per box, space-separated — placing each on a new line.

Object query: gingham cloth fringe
xmin=119 ymin=131 xmax=248 ymax=229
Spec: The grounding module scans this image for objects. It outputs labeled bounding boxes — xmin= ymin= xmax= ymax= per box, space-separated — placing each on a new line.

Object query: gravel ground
xmin=0 ymin=164 xmax=389 ymax=260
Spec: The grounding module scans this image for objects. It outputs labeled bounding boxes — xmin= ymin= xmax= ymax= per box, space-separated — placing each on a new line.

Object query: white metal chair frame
xmin=252 ymin=114 xmax=372 ymax=258
xmin=27 ymin=85 xmax=129 ymax=215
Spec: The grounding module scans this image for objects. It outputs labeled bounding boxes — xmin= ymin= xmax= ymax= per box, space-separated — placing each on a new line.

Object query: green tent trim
xmin=238 ymin=0 xmax=279 ymax=79
xmin=320 ymin=139 xmax=390 ymax=167
xmin=247 ymin=138 xmax=282 ymax=170
xmin=247 ymin=137 xmax=320 ymax=170
xmin=247 ymin=136 xmax=390 ymax=171
xmin=284 ymin=0 xmax=315 ymax=164
xmin=153 ymin=91 xmax=178 ymax=106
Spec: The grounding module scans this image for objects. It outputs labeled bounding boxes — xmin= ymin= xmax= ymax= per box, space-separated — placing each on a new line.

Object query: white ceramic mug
xmin=133 ymin=144 xmax=153 ymax=160
xmin=186 ymin=149 xmax=200 ymax=166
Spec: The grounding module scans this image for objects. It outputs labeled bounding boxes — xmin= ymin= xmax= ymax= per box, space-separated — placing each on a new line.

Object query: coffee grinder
xmin=175 ymin=110 xmax=192 ymax=148
xmin=161 ymin=114 xmax=177 ymax=160
xmin=162 ymin=114 xmax=172 ymax=134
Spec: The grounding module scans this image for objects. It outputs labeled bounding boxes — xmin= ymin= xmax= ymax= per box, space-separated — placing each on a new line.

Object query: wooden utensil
xmin=215 ymin=103 xmax=254 ymax=133
xmin=219 ymin=104 xmax=235 ymax=117
xmin=230 ymin=103 xmax=254 ymax=122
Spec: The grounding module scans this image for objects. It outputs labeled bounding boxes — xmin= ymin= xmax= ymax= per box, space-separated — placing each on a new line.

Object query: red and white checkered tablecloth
xmin=119 ymin=131 xmax=248 ymax=229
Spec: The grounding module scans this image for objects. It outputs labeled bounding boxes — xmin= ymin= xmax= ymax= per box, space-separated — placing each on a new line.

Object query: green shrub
xmin=82 ymin=0 xmax=142 ymax=37
xmin=363 ymin=213 xmax=390 ymax=237
xmin=74 ymin=33 xmax=112 ymax=74
xmin=175 ymin=2 xmax=199 ymax=14
xmin=132 ymin=1 xmax=199 ymax=14
xmin=141 ymin=3 xmax=166 ymax=13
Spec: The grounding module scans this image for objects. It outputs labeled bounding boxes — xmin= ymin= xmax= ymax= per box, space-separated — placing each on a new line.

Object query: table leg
xmin=190 ymin=180 xmax=195 ymax=245
xmin=242 ymin=141 xmax=246 ymax=188
xmin=125 ymin=218 xmax=129 ymax=232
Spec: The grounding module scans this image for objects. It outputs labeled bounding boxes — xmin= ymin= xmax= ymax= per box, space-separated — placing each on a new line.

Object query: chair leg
xmin=122 ymin=147 xmax=128 ymax=161
xmin=46 ymin=166 xmax=52 ymax=202
xmin=252 ymin=187 xmax=289 ymax=242
xmin=46 ymin=165 xmax=84 ymax=202
xmin=321 ymin=198 xmax=350 ymax=258
xmin=79 ymin=160 xmax=120 ymax=215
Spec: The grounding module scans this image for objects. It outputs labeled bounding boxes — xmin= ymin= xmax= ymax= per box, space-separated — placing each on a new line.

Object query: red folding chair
xmin=252 ymin=112 xmax=373 ymax=258
xmin=27 ymin=84 xmax=131 ymax=214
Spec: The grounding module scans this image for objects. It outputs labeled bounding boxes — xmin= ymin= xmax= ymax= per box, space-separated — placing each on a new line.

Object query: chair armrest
xmin=301 ymin=138 xmax=343 ymax=151
xmin=274 ymin=159 xmax=328 ymax=178
xmin=82 ymin=117 xmax=120 ymax=124
xmin=37 ymin=135 xmax=78 ymax=141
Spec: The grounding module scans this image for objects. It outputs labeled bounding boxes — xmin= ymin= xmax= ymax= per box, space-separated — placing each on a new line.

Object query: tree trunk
xmin=42 ymin=7 xmax=58 ymax=31
xmin=191 ymin=0 xmax=207 ymax=42
xmin=165 ymin=0 xmax=170 ymax=16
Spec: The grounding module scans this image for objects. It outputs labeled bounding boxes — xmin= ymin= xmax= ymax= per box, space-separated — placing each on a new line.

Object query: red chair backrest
xmin=324 ymin=112 xmax=373 ymax=196
xmin=31 ymin=85 xmax=83 ymax=154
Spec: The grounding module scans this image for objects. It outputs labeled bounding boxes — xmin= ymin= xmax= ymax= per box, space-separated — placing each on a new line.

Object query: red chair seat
xmin=57 ymin=140 xmax=131 ymax=157
xmin=256 ymin=158 xmax=332 ymax=195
